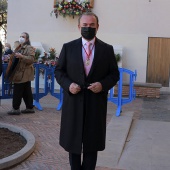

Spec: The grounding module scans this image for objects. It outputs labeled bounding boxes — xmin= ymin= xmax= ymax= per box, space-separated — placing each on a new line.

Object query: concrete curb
xmin=97 ymin=111 xmax=134 ymax=169
xmin=0 ymin=123 xmax=36 ymax=170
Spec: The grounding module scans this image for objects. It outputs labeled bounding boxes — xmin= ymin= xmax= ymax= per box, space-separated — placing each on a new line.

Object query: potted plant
xmin=49 ymin=47 xmax=57 ymax=60
xmin=115 ymin=53 xmax=121 ymax=63
xmin=34 ymin=48 xmax=41 ymax=62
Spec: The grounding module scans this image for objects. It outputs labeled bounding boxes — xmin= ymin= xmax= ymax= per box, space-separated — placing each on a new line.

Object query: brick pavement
xmin=1 ymin=94 xmax=170 ymax=170
xmin=0 ymin=94 xmax=126 ymax=170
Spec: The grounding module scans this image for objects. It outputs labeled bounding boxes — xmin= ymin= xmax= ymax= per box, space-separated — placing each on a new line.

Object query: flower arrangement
xmin=34 ymin=47 xmax=58 ymax=66
xmin=48 ymin=47 xmax=57 ymax=60
xmin=52 ymin=0 xmax=92 ymax=18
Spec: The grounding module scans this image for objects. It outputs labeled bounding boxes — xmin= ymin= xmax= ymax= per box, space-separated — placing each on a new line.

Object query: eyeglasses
xmin=20 ymin=36 xmax=26 ymax=38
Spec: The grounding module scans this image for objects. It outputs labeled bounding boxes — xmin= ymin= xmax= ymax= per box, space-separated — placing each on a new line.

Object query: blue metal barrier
xmin=1 ymin=64 xmax=13 ymax=99
xmin=0 ymin=63 xmax=137 ymax=116
xmin=55 ymin=68 xmax=137 ymax=116
xmin=107 ymin=68 xmax=137 ymax=116
xmin=32 ymin=63 xmax=62 ymax=110
xmin=0 ymin=63 xmax=62 ymax=111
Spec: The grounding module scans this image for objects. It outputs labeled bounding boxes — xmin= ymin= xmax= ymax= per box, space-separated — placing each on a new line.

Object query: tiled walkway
xmin=1 ymin=94 xmax=170 ymax=170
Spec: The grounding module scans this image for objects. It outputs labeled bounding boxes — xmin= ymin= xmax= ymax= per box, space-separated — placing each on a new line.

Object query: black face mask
xmin=81 ymin=27 xmax=96 ymax=40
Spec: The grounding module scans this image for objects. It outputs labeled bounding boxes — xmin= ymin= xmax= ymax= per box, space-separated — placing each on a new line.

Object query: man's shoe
xmin=7 ymin=109 xmax=21 ymax=115
xmin=21 ymin=108 xmax=35 ymax=114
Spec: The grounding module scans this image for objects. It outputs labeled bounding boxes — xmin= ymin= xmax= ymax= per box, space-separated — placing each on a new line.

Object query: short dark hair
xmin=22 ymin=32 xmax=31 ymax=45
xmin=78 ymin=12 xmax=99 ymax=25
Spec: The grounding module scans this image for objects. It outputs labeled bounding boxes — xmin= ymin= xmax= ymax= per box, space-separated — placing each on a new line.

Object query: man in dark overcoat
xmin=55 ymin=12 xmax=120 ymax=170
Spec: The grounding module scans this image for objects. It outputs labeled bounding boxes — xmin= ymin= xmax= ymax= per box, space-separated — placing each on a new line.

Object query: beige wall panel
xmin=7 ymin=0 xmax=170 ymax=83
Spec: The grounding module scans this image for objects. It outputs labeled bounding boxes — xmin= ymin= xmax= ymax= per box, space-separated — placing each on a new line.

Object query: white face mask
xmin=5 ymin=47 xmax=9 ymax=51
xmin=19 ymin=37 xmax=25 ymax=44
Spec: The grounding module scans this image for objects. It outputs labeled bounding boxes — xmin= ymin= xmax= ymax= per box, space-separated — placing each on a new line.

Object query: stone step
xmin=96 ymin=111 xmax=134 ymax=169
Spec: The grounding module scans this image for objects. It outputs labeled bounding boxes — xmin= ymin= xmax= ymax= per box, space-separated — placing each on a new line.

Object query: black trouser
xmin=13 ymin=81 xmax=34 ymax=110
xmin=69 ymin=151 xmax=97 ymax=170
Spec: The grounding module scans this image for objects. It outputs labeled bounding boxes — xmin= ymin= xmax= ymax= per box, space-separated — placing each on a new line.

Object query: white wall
xmin=7 ymin=0 xmax=170 ymax=83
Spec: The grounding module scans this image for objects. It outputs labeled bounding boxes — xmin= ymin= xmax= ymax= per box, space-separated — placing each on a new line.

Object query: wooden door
xmin=147 ymin=37 xmax=170 ymax=87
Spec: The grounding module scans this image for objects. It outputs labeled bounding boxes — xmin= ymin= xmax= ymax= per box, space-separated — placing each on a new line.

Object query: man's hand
xmin=88 ymin=82 xmax=102 ymax=93
xmin=69 ymin=83 xmax=81 ymax=94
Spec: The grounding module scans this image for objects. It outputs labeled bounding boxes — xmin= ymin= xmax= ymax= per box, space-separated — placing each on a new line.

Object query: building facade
xmin=7 ymin=0 xmax=170 ymax=85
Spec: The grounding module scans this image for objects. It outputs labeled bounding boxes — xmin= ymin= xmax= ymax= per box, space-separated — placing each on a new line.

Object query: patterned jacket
xmin=6 ymin=44 xmax=35 ymax=83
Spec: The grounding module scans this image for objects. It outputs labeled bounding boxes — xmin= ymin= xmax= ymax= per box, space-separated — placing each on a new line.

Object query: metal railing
xmin=1 ymin=63 xmax=137 ymax=117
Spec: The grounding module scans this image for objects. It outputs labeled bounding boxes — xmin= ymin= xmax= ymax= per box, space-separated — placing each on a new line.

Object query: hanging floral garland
xmin=52 ymin=0 xmax=93 ymax=18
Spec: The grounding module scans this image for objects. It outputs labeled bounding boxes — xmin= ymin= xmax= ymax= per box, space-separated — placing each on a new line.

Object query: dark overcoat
xmin=55 ymin=37 xmax=119 ymax=154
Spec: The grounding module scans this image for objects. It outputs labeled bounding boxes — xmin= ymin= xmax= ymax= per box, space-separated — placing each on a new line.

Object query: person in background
xmin=4 ymin=43 xmax=13 ymax=55
xmin=3 ymin=43 xmax=13 ymax=63
xmin=55 ymin=12 xmax=120 ymax=170
xmin=0 ymin=41 xmax=2 ymax=76
xmin=13 ymin=41 xmax=20 ymax=51
xmin=7 ymin=32 xmax=35 ymax=115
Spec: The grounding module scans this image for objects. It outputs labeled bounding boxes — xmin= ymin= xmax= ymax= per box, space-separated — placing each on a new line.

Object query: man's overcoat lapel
xmin=72 ymin=38 xmax=86 ymax=81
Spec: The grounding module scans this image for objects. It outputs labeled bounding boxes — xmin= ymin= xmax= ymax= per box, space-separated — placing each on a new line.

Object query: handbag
xmin=5 ymin=44 xmax=22 ymax=81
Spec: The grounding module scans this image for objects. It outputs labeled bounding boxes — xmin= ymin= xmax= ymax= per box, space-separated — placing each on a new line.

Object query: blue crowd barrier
xmin=107 ymin=68 xmax=137 ymax=116
xmin=0 ymin=63 xmax=62 ymax=111
xmin=32 ymin=63 xmax=62 ymax=110
xmin=0 ymin=63 xmax=137 ymax=116
xmin=1 ymin=64 xmax=14 ymax=99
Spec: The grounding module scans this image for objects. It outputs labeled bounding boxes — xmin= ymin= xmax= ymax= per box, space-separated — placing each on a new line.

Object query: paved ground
xmin=117 ymin=119 xmax=170 ymax=170
xmin=0 ymin=93 xmax=170 ymax=170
